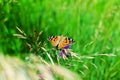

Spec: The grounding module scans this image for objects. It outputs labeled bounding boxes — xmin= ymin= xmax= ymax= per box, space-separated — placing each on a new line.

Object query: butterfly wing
xmin=48 ymin=36 xmax=61 ymax=47
xmin=58 ymin=37 xmax=75 ymax=49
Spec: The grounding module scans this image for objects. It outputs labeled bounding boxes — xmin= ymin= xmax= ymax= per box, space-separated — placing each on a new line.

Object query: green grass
xmin=0 ymin=0 xmax=120 ymax=80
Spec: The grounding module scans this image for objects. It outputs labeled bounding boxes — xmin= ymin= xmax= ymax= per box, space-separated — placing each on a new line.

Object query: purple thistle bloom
xmin=60 ymin=49 xmax=65 ymax=57
xmin=64 ymin=45 xmax=71 ymax=49
xmin=59 ymin=45 xmax=71 ymax=58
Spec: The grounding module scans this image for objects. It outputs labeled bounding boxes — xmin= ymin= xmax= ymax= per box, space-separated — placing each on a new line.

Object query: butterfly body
xmin=48 ymin=36 xmax=75 ymax=49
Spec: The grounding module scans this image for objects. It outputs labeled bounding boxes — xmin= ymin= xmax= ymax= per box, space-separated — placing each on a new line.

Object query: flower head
xmin=64 ymin=45 xmax=71 ymax=49
xmin=59 ymin=49 xmax=65 ymax=58
xmin=59 ymin=45 xmax=71 ymax=59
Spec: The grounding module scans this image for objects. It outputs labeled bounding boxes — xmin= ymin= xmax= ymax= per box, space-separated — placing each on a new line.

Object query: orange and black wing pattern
xmin=48 ymin=36 xmax=61 ymax=47
xmin=57 ymin=37 xmax=75 ymax=49
xmin=48 ymin=36 xmax=75 ymax=49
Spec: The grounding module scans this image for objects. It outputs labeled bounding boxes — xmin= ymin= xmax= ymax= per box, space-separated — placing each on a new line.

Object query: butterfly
xmin=48 ymin=36 xmax=75 ymax=50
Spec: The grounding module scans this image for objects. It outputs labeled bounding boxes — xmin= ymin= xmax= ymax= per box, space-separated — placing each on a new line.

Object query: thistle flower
xmin=59 ymin=45 xmax=71 ymax=59
xmin=64 ymin=45 xmax=71 ymax=49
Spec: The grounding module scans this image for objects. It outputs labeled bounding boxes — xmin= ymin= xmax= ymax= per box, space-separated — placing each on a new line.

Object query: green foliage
xmin=0 ymin=0 xmax=120 ymax=80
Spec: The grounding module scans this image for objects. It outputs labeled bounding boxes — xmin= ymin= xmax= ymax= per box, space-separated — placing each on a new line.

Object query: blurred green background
xmin=0 ymin=0 xmax=120 ymax=79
